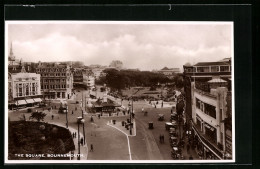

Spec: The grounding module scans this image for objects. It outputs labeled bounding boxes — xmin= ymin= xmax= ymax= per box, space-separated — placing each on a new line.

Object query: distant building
xmin=183 ymin=58 xmax=232 ymax=160
xmin=9 ymin=66 xmax=42 ymax=109
xmin=109 ymin=60 xmax=123 ymax=69
xmin=36 ymin=62 xmax=73 ymax=99
xmin=72 ymin=68 xmax=83 ymax=86
xmin=157 ymin=67 xmax=180 ymax=79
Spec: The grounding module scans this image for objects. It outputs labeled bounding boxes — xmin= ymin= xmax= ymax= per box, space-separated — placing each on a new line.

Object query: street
xmin=8 ymin=87 xmax=199 ymax=160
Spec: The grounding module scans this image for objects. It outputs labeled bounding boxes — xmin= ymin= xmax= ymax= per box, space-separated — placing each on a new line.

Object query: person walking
xmin=72 ymin=110 xmax=74 ymax=114
xmin=51 ymin=115 xmax=54 ymax=120
xmin=90 ymin=144 xmax=94 ymax=152
xmin=162 ymin=134 xmax=164 ymax=143
xmin=187 ymin=144 xmax=190 ymax=153
xmin=81 ymin=138 xmax=83 ymax=146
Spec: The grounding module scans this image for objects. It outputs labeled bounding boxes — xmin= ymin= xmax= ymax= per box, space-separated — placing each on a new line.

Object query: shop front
xmin=192 ymin=123 xmax=223 ymax=160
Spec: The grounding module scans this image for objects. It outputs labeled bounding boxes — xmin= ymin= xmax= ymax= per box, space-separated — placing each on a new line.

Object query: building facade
xmin=157 ymin=67 xmax=181 ymax=79
xmin=183 ymin=58 xmax=232 ymax=160
xmin=10 ymin=69 xmax=42 ymax=108
xmin=36 ymin=62 xmax=74 ymax=99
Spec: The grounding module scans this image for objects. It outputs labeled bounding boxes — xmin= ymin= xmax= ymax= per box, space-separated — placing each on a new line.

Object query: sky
xmin=7 ymin=22 xmax=232 ymax=71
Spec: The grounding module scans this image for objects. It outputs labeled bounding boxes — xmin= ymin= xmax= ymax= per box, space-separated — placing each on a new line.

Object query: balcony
xmin=192 ymin=122 xmax=223 ymax=159
xmin=194 ymin=88 xmax=217 ymax=99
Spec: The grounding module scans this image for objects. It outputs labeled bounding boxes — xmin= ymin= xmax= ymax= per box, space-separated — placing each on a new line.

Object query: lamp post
xmin=65 ymin=104 xmax=68 ymax=128
xmin=128 ymin=100 xmax=133 ymax=135
xmin=76 ymin=116 xmax=83 ymax=160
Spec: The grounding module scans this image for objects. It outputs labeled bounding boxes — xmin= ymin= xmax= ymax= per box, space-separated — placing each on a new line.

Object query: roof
xmin=194 ymin=61 xmax=230 ymax=66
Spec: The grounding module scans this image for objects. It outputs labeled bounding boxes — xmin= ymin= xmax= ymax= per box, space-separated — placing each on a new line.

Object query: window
xmin=220 ymin=66 xmax=229 ymax=72
xmin=196 ymin=98 xmax=200 ymax=109
xmin=211 ymin=66 xmax=219 ymax=72
xmin=204 ymin=103 xmax=216 ymax=118
xmin=197 ymin=67 xmax=210 ymax=72
xmin=18 ymin=84 xmax=22 ymax=96
xmin=26 ymin=84 xmax=29 ymax=96
xmin=32 ymin=83 xmax=35 ymax=95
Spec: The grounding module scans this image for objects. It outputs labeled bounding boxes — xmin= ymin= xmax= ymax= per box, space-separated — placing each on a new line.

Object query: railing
xmin=194 ymin=88 xmax=217 ymax=99
xmin=192 ymin=123 xmax=223 ymax=159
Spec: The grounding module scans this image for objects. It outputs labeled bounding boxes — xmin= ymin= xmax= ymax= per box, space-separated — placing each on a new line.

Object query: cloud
xmin=8 ymin=22 xmax=232 ymax=71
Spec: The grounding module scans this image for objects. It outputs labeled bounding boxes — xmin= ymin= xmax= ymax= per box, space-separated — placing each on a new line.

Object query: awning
xmin=26 ymin=99 xmax=35 ymax=104
xmin=17 ymin=100 xmax=27 ymax=105
xmin=208 ymin=78 xmax=227 ymax=83
xmin=33 ymin=98 xmax=42 ymax=102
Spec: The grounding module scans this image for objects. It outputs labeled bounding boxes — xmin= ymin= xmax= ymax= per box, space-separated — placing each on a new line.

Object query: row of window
xmin=185 ymin=66 xmax=231 ymax=73
xmin=16 ymin=83 xmax=38 ymax=97
xmin=42 ymin=79 xmax=67 ymax=83
xmin=37 ymin=68 xmax=67 ymax=72
xmin=41 ymin=84 xmax=69 ymax=89
xmin=196 ymin=98 xmax=216 ymax=118
xmin=40 ymin=73 xmax=70 ymax=77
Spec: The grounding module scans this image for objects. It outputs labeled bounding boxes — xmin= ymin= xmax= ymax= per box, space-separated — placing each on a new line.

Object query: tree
xmin=29 ymin=111 xmax=46 ymax=122
xmin=176 ymin=100 xmax=185 ymax=115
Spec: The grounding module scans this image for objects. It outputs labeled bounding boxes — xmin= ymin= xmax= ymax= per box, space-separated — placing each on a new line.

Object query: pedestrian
xmin=162 ymin=134 xmax=164 ymax=143
xmin=81 ymin=138 xmax=83 ymax=146
xmin=98 ymin=114 xmax=101 ymax=119
xmin=51 ymin=115 xmax=54 ymax=120
xmin=72 ymin=110 xmax=74 ymax=114
xmin=90 ymin=144 xmax=94 ymax=152
xmin=74 ymin=132 xmax=77 ymax=138
xmin=187 ymin=144 xmax=190 ymax=153
xmin=72 ymin=132 xmax=74 ymax=138
xmin=75 ymin=107 xmax=77 ymax=111
xmin=155 ymin=104 xmax=157 ymax=108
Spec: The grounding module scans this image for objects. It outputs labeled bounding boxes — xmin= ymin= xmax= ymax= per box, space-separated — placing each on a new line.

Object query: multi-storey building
xmin=72 ymin=68 xmax=83 ymax=87
xmin=36 ymin=62 xmax=73 ymax=99
xmin=183 ymin=58 xmax=232 ymax=160
xmin=9 ymin=66 xmax=42 ymax=109
xmin=83 ymin=74 xmax=95 ymax=89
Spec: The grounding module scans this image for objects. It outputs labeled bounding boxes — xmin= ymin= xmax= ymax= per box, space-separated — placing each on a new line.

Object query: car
xmin=39 ymin=103 xmax=47 ymax=107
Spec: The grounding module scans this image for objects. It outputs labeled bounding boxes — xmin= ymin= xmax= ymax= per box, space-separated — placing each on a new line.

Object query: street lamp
xmin=66 ymin=104 xmax=68 ymax=128
xmin=128 ymin=100 xmax=133 ymax=135
xmin=76 ymin=116 xmax=84 ymax=160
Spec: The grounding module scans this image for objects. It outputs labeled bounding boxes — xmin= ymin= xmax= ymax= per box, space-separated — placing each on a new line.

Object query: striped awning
xmin=17 ymin=100 xmax=27 ymax=105
xmin=26 ymin=99 xmax=35 ymax=104
xmin=33 ymin=98 xmax=42 ymax=102
xmin=208 ymin=78 xmax=227 ymax=83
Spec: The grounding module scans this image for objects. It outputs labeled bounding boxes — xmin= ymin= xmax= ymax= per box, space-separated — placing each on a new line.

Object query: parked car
xmin=39 ymin=103 xmax=47 ymax=108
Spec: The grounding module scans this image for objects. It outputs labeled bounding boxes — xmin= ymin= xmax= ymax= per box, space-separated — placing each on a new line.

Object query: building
xmin=35 ymin=62 xmax=74 ymax=100
xmin=9 ymin=66 xmax=42 ymax=109
xmin=157 ymin=67 xmax=180 ymax=79
xmin=183 ymin=58 xmax=232 ymax=160
xmin=8 ymin=42 xmax=20 ymax=66
xmin=72 ymin=68 xmax=84 ymax=87
xmin=109 ymin=60 xmax=123 ymax=69
xmin=83 ymin=74 xmax=95 ymax=89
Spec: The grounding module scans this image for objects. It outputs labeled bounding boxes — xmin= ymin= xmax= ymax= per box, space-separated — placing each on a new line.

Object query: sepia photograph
xmin=5 ymin=21 xmax=234 ymax=163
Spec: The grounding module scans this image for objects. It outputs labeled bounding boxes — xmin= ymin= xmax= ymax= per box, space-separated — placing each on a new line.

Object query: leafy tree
xmin=29 ymin=111 xmax=46 ymax=122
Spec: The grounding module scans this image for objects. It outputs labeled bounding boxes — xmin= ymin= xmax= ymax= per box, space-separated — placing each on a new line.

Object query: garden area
xmin=8 ymin=121 xmax=75 ymax=160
